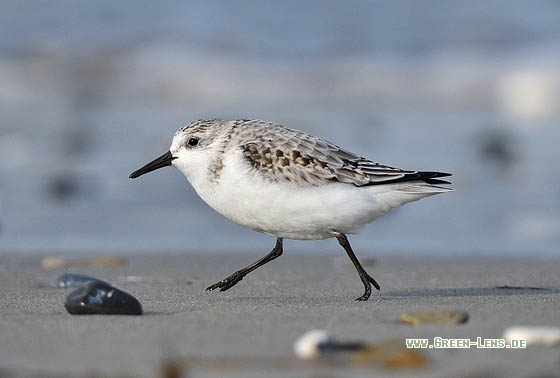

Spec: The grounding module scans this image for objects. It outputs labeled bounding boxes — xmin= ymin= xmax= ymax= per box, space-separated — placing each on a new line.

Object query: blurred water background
xmin=1 ymin=1 xmax=559 ymax=257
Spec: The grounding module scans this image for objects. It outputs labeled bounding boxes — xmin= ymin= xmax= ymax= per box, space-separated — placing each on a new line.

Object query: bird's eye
xmin=187 ymin=137 xmax=199 ymax=147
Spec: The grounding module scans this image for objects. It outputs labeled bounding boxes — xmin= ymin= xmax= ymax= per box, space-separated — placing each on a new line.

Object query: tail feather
xmin=393 ymin=183 xmax=453 ymax=194
xmin=360 ymin=171 xmax=452 ymax=187
xmin=388 ymin=172 xmax=453 ymax=194
xmin=412 ymin=171 xmax=452 ymax=185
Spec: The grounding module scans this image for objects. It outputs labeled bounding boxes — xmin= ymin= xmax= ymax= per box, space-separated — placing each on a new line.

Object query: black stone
xmin=65 ymin=282 xmax=143 ymax=315
xmin=51 ymin=273 xmax=110 ymax=289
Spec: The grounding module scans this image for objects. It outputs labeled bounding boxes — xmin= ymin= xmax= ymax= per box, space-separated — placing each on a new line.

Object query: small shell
xmin=503 ymin=326 xmax=560 ymax=347
xmin=293 ymin=330 xmax=334 ymax=360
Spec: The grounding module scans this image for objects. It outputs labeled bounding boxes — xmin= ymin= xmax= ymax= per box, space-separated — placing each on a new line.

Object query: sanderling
xmin=130 ymin=119 xmax=452 ymax=300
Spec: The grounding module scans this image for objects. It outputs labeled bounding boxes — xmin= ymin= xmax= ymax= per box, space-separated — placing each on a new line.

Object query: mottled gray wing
xmin=236 ymin=120 xmax=433 ymax=187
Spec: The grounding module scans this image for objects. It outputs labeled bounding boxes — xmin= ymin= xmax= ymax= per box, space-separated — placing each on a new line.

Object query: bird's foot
xmin=206 ymin=271 xmax=244 ymax=292
xmin=355 ymin=273 xmax=381 ymax=301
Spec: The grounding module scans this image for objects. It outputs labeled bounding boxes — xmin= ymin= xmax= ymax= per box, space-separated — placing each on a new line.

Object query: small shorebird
xmin=130 ymin=119 xmax=452 ymax=300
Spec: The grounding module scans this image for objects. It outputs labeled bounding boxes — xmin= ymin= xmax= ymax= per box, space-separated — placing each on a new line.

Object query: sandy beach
xmin=0 ymin=253 xmax=559 ymax=378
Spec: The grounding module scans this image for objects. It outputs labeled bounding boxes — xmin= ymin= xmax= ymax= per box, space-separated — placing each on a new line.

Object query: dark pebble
xmin=51 ymin=273 xmax=110 ymax=288
xmin=65 ymin=282 xmax=143 ymax=315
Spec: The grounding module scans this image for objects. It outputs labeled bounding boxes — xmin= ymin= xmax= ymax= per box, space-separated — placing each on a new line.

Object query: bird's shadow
xmin=382 ymin=285 xmax=558 ymax=299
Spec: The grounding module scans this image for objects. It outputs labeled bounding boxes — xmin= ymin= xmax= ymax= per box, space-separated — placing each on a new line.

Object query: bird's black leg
xmin=336 ymin=234 xmax=380 ymax=301
xmin=206 ymin=238 xmax=283 ymax=292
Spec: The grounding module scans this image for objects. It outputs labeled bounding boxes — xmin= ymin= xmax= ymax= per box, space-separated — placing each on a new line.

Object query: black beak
xmin=129 ymin=151 xmax=176 ymax=179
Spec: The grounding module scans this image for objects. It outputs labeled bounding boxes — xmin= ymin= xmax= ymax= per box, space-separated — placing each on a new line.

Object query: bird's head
xmin=129 ymin=119 xmax=224 ymax=180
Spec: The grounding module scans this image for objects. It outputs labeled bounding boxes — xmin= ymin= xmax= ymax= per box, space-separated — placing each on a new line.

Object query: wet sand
xmin=0 ymin=254 xmax=559 ymax=378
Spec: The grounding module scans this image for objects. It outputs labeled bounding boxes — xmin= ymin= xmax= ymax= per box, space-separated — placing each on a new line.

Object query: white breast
xmin=183 ymin=150 xmax=434 ymax=240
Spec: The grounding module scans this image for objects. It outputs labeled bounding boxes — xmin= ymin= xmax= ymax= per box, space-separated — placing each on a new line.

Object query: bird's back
xmin=224 ymin=119 xmax=451 ymax=189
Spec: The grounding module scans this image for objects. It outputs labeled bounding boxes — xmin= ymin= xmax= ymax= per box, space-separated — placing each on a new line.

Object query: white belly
xmin=214 ymin=181 xmax=383 ymax=239
xmin=185 ymin=154 xmax=430 ymax=240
